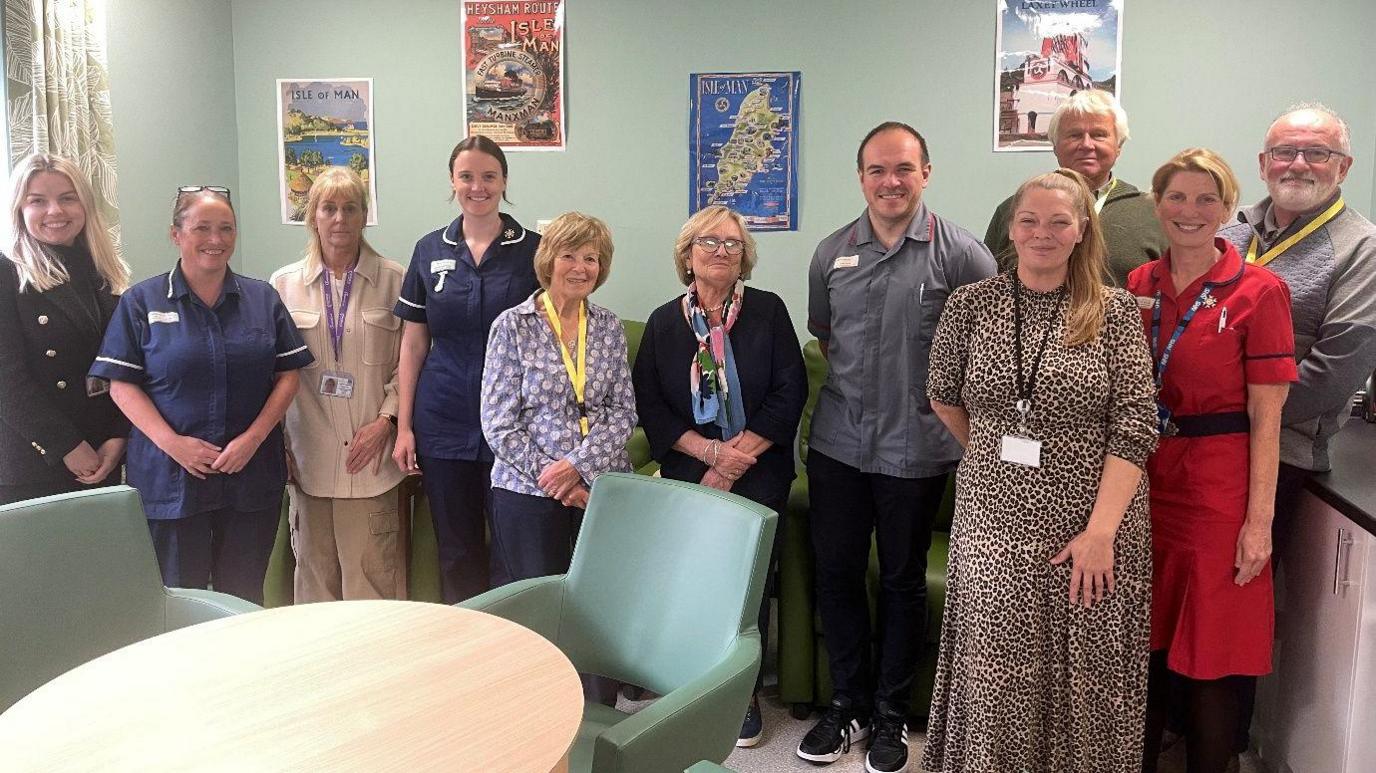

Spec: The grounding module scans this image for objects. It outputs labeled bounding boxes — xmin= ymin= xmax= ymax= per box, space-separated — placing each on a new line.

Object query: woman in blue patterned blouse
xmin=480 ymin=211 xmax=636 ymax=584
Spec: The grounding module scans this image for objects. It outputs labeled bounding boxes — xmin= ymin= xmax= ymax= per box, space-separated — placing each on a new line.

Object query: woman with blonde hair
xmin=1130 ymin=149 xmax=1295 ymax=773
xmin=0 ymin=153 xmax=130 ymax=504
xmin=923 ymin=169 xmax=1158 ymax=772
xmin=271 ymin=166 xmax=408 ymax=602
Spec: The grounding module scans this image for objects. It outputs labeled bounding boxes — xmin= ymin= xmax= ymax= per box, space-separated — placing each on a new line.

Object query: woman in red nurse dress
xmin=1128 ymin=148 xmax=1297 ymax=773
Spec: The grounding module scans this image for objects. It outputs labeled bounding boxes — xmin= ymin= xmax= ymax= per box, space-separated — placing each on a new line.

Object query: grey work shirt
xmin=807 ymin=204 xmax=997 ymax=478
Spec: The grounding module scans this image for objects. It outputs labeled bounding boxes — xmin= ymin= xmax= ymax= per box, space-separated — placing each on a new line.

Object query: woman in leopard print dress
xmin=922 ymin=169 xmax=1158 ymax=772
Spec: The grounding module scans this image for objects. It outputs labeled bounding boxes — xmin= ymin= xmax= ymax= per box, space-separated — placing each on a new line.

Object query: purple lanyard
xmin=321 ymin=267 xmax=355 ymax=363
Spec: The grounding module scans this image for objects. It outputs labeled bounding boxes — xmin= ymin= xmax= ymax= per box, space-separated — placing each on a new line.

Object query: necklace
xmin=702 ymin=302 xmax=724 ymax=313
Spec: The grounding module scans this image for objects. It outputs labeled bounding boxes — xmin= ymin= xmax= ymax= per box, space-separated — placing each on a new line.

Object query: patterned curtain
xmin=3 ymin=0 xmax=120 ymax=239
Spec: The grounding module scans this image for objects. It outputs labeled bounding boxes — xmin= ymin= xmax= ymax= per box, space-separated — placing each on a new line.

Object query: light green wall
xmin=107 ymin=0 xmax=240 ymax=281
xmin=109 ymin=0 xmax=1374 ymax=334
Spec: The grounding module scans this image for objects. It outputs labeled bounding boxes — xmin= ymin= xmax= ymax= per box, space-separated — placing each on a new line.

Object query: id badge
xmin=1000 ymin=435 xmax=1042 ymax=467
xmin=319 ymin=370 xmax=355 ymax=399
xmin=86 ymin=376 xmax=111 ymax=397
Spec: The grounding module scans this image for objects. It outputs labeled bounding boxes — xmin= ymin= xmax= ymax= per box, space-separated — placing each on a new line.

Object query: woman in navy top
xmin=392 ymin=135 xmax=539 ymax=603
xmin=0 ymin=154 xmax=130 ymax=505
xmin=631 ymin=205 xmax=807 ymax=745
xmin=91 ymin=188 xmax=313 ymax=604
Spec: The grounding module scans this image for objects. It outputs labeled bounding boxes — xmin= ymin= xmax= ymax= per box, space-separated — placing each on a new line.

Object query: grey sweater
xmin=1219 ymin=192 xmax=1376 ymax=471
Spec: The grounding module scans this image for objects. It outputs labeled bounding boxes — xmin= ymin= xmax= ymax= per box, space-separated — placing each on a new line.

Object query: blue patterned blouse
xmin=481 ymin=292 xmax=636 ymax=497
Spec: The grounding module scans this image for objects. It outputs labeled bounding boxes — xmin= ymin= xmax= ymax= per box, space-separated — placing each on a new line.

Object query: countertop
xmin=1308 ymin=418 xmax=1376 ymax=537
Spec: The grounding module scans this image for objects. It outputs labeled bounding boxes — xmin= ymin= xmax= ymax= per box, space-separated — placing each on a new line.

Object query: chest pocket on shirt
xmin=289 ymin=310 xmax=322 ymax=368
xmin=917 ymin=288 xmax=947 ymax=346
xmin=362 ymin=308 xmax=401 ymax=366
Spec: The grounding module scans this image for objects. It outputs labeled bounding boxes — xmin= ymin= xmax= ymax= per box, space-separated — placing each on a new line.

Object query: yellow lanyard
xmin=1246 ymin=197 xmax=1345 ymax=267
xmin=1094 ymin=178 xmax=1118 ymax=214
xmin=540 ymin=292 xmax=589 ymax=437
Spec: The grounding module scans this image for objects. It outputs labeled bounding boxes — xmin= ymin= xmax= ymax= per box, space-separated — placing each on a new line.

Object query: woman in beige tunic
xmin=271 ymin=167 xmax=407 ymax=602
xmin=923 ymin=169 xmax=1158 ymax=772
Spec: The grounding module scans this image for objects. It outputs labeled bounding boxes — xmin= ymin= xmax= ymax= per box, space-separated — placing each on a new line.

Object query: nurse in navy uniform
xmin=391 ymin=135 xmax=540 ymax=603
xmin=0 ymin=154 xmax=130 ymax=505
xmin=90 ymin=187 xmax=313 ymax=604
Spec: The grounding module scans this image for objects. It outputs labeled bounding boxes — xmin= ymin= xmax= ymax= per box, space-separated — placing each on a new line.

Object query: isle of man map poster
xmin=689 ymin=72 xmax=800 ymax=231
xmin=461 ymin=1 xmax=565 ymax=151
xmin=994 ymin=0 xmax=1123 ymax=151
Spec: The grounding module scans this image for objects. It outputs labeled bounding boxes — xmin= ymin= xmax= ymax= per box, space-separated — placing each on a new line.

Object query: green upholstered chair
xmin=684 ymin=762 xmax=735 ymax=772
xmin=0 ymin=486 xmax=260 ymax=712
xmin=775 ymin=340 xmax=956 ymax=723
xmin=460 ymin=473 xmax=777 ymax=773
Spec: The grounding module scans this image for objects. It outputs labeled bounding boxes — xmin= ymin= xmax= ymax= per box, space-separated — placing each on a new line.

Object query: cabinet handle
xmin=1332 ymin=527 xmax=1355 ymax=596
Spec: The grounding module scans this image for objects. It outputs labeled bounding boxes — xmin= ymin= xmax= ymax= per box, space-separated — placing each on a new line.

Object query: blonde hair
xmin=672 ymin=205 xmax=757 ymax=285
xmin=302 ymin=167 xmax=374 ymax=274
xmin=1010 ymin=168 xmax=1108 ymax=347
xmin=1151 ymin=147 xmax=1240 ymax=213
xmin=533 ymin=212 xmax=614 ymax=291
xmin=5 ymin=154 xmax=128 ymax=294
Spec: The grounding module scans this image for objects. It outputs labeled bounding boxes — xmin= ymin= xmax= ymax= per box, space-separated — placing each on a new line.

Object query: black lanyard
xmin=1010 ymin=274 xmax=1066 ymax=418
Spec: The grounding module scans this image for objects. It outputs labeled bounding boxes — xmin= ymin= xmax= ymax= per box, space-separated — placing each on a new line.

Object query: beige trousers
xmin=288 ymin=484 xmax=407 ymax=602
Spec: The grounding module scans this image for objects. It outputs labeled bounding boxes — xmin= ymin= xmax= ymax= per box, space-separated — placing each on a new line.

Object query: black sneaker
xmin=796 ymin=697 xmax=871 ymax=764
xmin=736 ymin=697 xmax=763 ymax=747
xmin=865 ymin=704 xmax=909 ymax=773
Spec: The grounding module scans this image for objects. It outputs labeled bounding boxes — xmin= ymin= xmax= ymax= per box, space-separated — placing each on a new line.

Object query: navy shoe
xmin=736 ymin=697 xmax=763 ymax=747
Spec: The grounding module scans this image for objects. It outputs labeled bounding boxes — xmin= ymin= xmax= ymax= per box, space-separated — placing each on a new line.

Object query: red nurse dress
xmin=1126 ymin=238 xmax=1297 ymax=679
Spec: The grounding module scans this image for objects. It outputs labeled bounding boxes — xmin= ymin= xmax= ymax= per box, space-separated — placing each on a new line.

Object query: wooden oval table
xmin=0 ymin=600 xmax=584 ymax=772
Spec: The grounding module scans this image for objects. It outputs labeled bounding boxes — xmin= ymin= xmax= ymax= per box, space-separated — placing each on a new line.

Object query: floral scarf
xmin=681 ymin=280 xmax=746 ymax=440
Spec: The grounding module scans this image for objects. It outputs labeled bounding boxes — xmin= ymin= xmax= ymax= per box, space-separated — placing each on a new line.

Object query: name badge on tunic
xmin=319 ymin=370 xmax=355 ymax=399
xmin=148 ymin=311 xmax=180 ymax=324
xmin=430 ymin=259 xmax=457 ymax=273
xmin=833 ymin=255 xmax=860 ymax=269
xmin=1135 ymin=296 xmax=1155 ymax=309
xmin=1000 ymin=435 xmax=1042 ymax=467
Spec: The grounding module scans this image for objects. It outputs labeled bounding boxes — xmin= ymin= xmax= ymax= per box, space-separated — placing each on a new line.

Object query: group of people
xmin=1 ymin=87 xmax=1374 ymax=773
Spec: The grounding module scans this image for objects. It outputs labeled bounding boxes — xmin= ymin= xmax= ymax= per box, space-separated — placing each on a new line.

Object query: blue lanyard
xmin=1150 ymin=285 xmax=1212 ymax=432
xmin=321 ymin=266 xmax=355 ymax=364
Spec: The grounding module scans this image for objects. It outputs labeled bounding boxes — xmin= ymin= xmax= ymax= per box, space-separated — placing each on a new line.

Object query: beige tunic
xmin=271 ymin=247 xmax=405 ymax=499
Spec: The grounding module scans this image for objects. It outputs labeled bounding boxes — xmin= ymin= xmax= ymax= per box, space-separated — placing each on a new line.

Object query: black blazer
xmin=0 ymin=249 xmax=127 ymax=486
xmin=632 ymin=286 xmax=806 ymax=505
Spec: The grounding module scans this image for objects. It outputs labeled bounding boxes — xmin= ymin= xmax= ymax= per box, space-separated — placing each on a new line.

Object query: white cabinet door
xmin=1259 ymin=492 xmax=1369 ymax=773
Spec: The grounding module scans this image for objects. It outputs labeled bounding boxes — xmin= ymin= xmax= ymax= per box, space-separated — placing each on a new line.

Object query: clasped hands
xmin=539 ymin=458 xmax=589 ymax=508
xmin=162 ymin=430 xmax=265 ymax=479
xmin=700 ymin=435 xmax=757 ymax=491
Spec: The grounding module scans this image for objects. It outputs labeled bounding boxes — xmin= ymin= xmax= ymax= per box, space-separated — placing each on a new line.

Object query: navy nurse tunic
xmin=89 ymin=264 xmax=314 ymax=519
xmin=393 ymin=213 xmax=540 ymax=460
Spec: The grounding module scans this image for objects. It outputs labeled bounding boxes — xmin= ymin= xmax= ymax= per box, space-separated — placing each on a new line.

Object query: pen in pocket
xmin=1218 ymin=307 xmax=1228 ymax=332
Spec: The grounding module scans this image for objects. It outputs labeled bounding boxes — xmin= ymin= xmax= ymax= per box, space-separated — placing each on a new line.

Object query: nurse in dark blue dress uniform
xmin=392 ymin=135 xmax=539 ymax=603
xmin=91 ymin=188 xmax=313 ymax=604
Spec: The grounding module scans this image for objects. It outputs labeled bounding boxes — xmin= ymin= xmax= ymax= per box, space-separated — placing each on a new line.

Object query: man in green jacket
xmin=984 ymin=89 xmax=1166 ymax=286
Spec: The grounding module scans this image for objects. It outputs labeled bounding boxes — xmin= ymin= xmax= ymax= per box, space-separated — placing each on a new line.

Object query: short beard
xmin=1269 ymin=178 xmax=1336 ymax=215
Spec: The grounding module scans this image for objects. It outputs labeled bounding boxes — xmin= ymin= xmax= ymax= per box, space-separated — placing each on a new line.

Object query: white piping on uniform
xmin=95 ymin=356 xmax=144 ymax=371
xmin=277 ymin=344 xmax=308 ymax=358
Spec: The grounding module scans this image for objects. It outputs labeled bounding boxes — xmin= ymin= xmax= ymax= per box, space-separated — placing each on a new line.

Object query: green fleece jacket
xmin=983 ymin=177 xmax=1168 ymax=287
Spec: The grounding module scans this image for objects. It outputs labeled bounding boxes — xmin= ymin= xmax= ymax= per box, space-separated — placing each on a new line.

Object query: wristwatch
xmin=379 ymin=412 xmax=397 ymax=426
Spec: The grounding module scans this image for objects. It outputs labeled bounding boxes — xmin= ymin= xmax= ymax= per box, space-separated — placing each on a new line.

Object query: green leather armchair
xmin=460 ymin=473 xmax=777 ymax=773
xmin=775 ymin=340 xmax=955 ymax=723
xmin=0 ymin=486 xmax=260 ymax=712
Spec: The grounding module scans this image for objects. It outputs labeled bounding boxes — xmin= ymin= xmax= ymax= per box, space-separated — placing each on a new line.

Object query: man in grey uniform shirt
xmin=796 ymin=121 xmax=995 ymax=773
xmin=1218 ymin=102 xmax=1376 ymax=753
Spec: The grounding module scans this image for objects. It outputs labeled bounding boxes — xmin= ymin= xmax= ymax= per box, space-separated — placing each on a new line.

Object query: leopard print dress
xmin=921 ymin=272 xmax=1158 ymax=773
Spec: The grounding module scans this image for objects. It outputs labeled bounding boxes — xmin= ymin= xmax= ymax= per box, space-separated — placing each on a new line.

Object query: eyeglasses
xmin=175 ymin=185 xmax=232 ymax=203
xmin=1266 ymin=146 xmax=1347 ymax=165
xmin=692 ymin=236 xmax=745 ymax=255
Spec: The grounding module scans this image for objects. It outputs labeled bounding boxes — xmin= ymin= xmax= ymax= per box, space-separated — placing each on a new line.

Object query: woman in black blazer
xmin=631 ymin=204 xmax=806 ymax=747
xmin=0 ymin=154 xmax=130 ymax=505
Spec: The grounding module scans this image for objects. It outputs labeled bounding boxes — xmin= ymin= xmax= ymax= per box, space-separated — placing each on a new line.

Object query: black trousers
xmin=1233 ymin=461 xmax=1313 ymax=752
xmin=807 ymin=450 xmax=946 ymax=713
xmin=489 ymin=487 xmax=584 ymax=582
xmin=418 ymin=456 xmax=493 ymax=604
xmin=0 ymin=471 xmax=122 ymax=507
xmin=145 ymin=504 xmax=281 ymax=606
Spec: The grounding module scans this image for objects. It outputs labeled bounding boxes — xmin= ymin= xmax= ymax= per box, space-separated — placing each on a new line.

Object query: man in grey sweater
xmin=1217 ymin=101 xmax=1376 ymax=753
